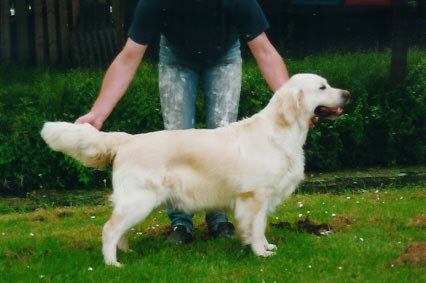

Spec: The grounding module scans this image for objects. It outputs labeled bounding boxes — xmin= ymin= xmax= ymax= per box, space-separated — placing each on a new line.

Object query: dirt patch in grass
xmin=332 ymin=214 xmax=356 ymax=231
xmin=4 ymin=247 xmax=35 ymax=261
xmin=406 ymin=215 xmax=426 ymax=228
xmin=271 ymin=217 xmax=334 ymax=236
xmin=392 ymin=242 xmax=426 ymax=266
xmin=63 ymin=242 xmax=93 ymax=251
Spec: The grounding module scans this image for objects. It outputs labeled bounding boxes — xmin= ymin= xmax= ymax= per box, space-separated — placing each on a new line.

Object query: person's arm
xmin=247 ymin=32 xmax=289 ymax=92
xmin=75 ymin=38 xmax=148 ymax=129
xmin=247 ymin=33 xmax=319 ymax=127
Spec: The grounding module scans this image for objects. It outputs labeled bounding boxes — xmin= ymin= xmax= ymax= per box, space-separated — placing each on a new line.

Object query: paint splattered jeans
xmin=159 ymin=36 xmax=242 ymax=232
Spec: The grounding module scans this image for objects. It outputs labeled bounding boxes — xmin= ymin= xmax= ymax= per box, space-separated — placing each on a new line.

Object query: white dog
xmin=41 ymin=74 xmax=349 ymax=267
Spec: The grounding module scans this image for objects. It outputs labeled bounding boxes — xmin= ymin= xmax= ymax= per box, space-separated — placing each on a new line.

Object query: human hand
xmin=309 ymin=116 xmax=319 ymax=129
xmin=75 ymin=112 xmax=104 ymax=130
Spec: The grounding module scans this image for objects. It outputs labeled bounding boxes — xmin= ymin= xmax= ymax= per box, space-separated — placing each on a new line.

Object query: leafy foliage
xmin=0 ymin=50 xmax=425 ymax=192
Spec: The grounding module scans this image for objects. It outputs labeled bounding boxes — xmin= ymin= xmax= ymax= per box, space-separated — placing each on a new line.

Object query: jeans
xmin=158 ymin=36 xmax=242 ymax=232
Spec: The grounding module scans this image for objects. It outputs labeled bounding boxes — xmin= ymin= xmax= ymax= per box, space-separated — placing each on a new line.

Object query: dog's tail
xmin=40 ymin=122 xmax=133 ymax=170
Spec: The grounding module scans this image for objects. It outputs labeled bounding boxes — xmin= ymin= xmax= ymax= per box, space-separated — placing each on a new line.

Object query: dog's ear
xmin=276 ymin=88 xmax=302 ymax=126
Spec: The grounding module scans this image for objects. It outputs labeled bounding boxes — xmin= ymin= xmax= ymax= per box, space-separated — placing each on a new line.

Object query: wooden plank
xmin=103 ymin=28 xmax=115 ymax=62
xmin=71 ymin=32 xmax=82 ymax=66
xmin=0 ymin=0 xmax=11 ymax=63
xmin=46 ymin=0 xmax=58 ymax=63
xmin=71 ymin=0 xmax=80 ymax=30
xmin=99 ymin=29 xmax=111 ymax=63
xmin=34 ymin=0 xmax=44 ymax=64
xmin=112 ymin=0 xmax=124 ymax=44
xmin=84 ymin=31 xmax=95 ymax=65
xmin=16 ymin=0 xmax=30 ymax=62
xmin=58 ymin=0 xmax=69 ymax=62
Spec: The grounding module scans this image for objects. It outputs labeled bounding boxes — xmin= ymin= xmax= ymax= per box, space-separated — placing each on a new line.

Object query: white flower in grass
xmin=40 ymin=275 xmax=44 ymax=279
xmin=307 ymin=211 xmax=310 ymax=214
xmin=338 ymin=266 xmax=342 ymax=270
xmin=298 ymin=213 xmax=303 ymax=218
xmin=1 ymin=232 xmax=5 ymax=236
xmin=346 ymin=196 xmax=351 ymax=200
xmin=332 ymin=213 xmax=336 ymax=217
xmin=29 ymin=232 xmax=34 ymax=237
xmin=308 ymin=265 xmax=312 ymax=269
xmin=360 ymin=237 xmax=364 ymax=242
xmin=91 ymin=215 xmax=96 ymax=219
xmin=376 ymin=190 xmax=379 ymax=193
xmin=400 ymin=196 xmax=404 ymax=200
xmin=136 ymin=232 xmax=143 ymax=236
xmin=275 ymin=217 xmax=279 ymax=220
xmin=88 ymin=267 xmax=93 ymax=271
xmin=356 ymin=201 xmax=360 ymax=204
xmin=324 ymin=211 xmax=328 ymax=214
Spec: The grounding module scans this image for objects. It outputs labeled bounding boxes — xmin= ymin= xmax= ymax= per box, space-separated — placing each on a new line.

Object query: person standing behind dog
xmin=75 ymin=0 xmax=289 ymax=244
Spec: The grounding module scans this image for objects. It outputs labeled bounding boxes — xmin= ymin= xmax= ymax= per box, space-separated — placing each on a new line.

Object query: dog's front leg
xmin=250 ymin=209 xmax=276 ymax=257
xmin=235 ymin=192 xmax=276 ymax=257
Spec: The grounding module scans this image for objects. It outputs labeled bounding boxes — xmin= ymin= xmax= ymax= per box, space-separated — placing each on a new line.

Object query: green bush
xmin=0 ymin=50 xmax=425 ymax=192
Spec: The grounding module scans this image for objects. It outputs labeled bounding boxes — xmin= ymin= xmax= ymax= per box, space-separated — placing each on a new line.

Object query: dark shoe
xmin=168 ymin=225 xmax=192 ymax=244
xmin=208 ymin=222 xmax=235 ymax=238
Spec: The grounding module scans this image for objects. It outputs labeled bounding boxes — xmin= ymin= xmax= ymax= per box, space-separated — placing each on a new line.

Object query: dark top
xmin=128 ymin=0 xmax=269 ymax=62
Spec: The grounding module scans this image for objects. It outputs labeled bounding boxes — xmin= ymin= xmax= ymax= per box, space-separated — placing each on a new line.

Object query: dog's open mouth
xmin=314 ymin=106 xmax=344 ymax=118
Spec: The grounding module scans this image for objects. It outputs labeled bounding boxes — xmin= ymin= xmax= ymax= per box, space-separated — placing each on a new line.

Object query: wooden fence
xmin=0 ymin=0 xmax=126 ymax=66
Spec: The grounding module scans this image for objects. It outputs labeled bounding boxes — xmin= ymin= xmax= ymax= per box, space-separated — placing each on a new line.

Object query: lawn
xmin=0 ymin=186 xmax=425 ymax=282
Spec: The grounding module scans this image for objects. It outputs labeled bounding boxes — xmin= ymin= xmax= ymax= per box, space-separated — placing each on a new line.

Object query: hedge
xmin=0 ymin=49 xmax=425 ymax=193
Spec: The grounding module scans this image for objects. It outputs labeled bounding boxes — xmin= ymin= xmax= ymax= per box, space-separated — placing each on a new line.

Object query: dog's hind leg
xmin=102 ymin=190 xmax=157 ymax=267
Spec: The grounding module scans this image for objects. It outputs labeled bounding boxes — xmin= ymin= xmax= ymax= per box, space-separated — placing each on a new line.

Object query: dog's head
xmin=275 ymin=73 xmax=350 ymax=125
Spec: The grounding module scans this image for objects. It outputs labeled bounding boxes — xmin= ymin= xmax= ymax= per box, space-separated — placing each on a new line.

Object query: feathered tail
xmin=40 ymin=122 xmax=133 ymax=170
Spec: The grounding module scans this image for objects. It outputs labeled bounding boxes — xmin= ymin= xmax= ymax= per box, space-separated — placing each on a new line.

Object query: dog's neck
xmin=258 ymin=98 xmax=311 ymax=144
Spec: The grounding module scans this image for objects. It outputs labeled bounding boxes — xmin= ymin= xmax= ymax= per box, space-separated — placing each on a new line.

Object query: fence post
xmin=0 ymin=0 xmax=11 ymax=64
xmin=34 ymin=0 xmax=44 ymax=64
xmin=16 ymin=0 xmax=30 ymax=62
xmin=71 ymin=0 xmax=80 ymax=30
xmin=112 ymin=0 xmax=125 ymax=46
xmin=59 ymin=0 xmax=69 ymax=63
xmin=46 ymin=0 xmax=58 ymax=63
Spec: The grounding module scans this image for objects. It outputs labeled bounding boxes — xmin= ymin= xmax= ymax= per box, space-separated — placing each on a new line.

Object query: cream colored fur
xmin=40 ymin=74 xmax=349 ymax=267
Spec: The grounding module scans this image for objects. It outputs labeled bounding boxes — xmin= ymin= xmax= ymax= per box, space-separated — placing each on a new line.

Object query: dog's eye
xmin=319 ymin=85 xmax=326 ymax=90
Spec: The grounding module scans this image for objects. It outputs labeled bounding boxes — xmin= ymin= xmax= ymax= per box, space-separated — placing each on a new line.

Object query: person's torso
xmin=159 ymin=0 xmax=239 ymax=63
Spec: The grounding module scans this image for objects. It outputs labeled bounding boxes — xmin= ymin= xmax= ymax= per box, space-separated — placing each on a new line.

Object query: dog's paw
xmin=252 ymin=245 xmax=277 ymax=257
xmin=119 ymin=248 xmax=133 ymax=253
xmin=105 ymin=261 xmax=123 ymax=268
xmin=265 ymin=243 xmax=277 ymax=251
xmin=260 ymin=251 xmax=276 ymax=257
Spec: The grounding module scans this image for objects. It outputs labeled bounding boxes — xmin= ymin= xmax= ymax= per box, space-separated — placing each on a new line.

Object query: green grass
xmin=0 ymin=186 xmax=425 ymax=282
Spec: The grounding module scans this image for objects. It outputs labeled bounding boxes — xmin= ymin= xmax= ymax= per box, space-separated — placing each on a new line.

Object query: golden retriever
xmin=41 ymin=73 xmax=349 ymax=267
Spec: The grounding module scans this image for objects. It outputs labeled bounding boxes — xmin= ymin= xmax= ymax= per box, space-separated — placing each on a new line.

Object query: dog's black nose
xmin=341 ymin=90 xmax=350 ymax=97
xmin=341 ymin=90 xmax=350 ymax=102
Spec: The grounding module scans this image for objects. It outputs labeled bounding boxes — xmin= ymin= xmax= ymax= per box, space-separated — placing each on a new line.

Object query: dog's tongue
xmin=319 ymin=107 xmax=343 ymax=114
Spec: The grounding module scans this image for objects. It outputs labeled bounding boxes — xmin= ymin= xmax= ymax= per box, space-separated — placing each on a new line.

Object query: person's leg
xmin=159 ymin=36 xmax=199 ymax=241
xmin=201 ymin=40 xmax=242 ymax=235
